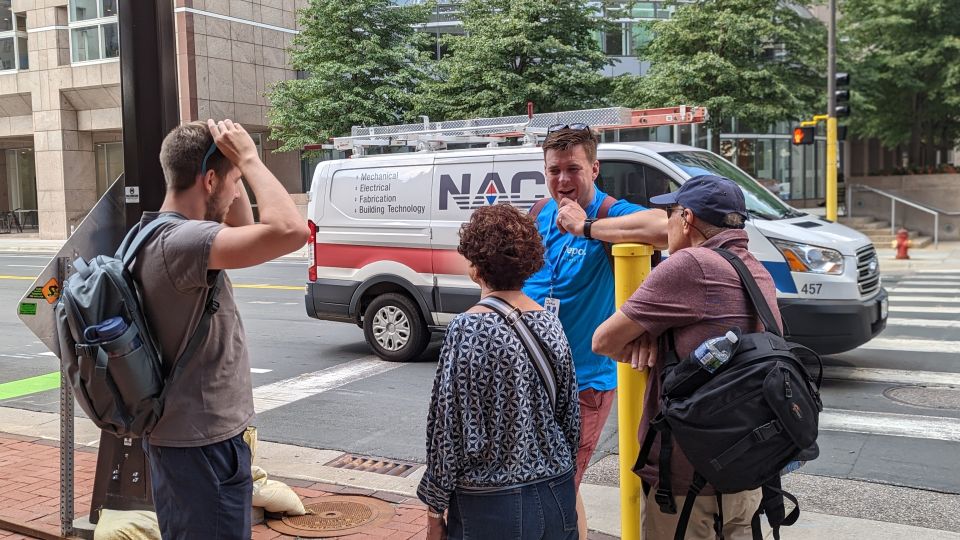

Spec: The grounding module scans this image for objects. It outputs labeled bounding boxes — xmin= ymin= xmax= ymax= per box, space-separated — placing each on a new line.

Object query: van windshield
xmin=660 ymin=151 xmax=802 ymax=220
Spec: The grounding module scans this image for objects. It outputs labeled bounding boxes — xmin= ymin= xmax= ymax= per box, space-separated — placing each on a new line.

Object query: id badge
xmin=544 ymin=297 xmax=560 ymax=315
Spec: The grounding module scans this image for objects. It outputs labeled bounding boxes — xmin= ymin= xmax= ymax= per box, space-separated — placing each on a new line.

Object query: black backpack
xmin=634 ymin=247 xmax=823 ymax=540
xmin=56 ymin=214 xmax=223 ymax=438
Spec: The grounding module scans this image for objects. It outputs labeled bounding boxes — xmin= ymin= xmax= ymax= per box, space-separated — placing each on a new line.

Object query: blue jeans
xmin=143 ymin=432 xmax=252 ymax=539
xmin=447 ymin=469 xmax=578 ymax=540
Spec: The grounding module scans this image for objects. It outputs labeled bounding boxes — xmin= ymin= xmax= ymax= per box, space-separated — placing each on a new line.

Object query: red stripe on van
xmin=314 ymin=243 xmax=470 ymax=276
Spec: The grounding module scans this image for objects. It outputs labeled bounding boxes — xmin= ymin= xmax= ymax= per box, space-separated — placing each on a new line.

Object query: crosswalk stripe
xmin=860 ymin=337 xmax=960 ymax=354
xmin=890 ymin=306 xmax=960 ymax=314
xmin=823 ymin=366 xmax=960 ymax=386
xmin=886 ymin=317 xmax=960 ymax=329
xmin=892 ymin=280 xmax=960 ymax=286
xmin=253 ymin=356 xmax=403 ymax=414
xmin=820 ymin=409 xmax=960 ymax=443
xmin=887 ymin=287 xmax=960 ymax=294
xmin=887 ymin=295 xmax=960 ymax=303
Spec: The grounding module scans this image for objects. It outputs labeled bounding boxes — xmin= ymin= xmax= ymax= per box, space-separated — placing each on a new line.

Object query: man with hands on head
xmin=521 ymin=124 xmax=667 ymax=539
xmin=133 ymin=119 xmax=308 ymax=539
xmin=592 ymin=175 xmax=782 ymax=539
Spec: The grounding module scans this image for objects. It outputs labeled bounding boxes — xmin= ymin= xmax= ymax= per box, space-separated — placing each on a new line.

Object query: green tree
xmin=416 ymin=0 xmax=612 ymax=121
xmin=841 ymin=0 xmax=960 ymax=168
xmin=611 ymin=0 xmax=825 ymax=150
xmin=266 ymin=0 xmax=431 ymax=152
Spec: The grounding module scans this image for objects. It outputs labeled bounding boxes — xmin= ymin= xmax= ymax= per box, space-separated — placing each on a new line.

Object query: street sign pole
xmin=826 ymin=0 xmax=838 ymax=222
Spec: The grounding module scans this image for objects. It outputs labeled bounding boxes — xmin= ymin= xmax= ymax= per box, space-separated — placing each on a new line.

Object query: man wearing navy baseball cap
xmin=593 ymin=175 xmax=784 ymax=539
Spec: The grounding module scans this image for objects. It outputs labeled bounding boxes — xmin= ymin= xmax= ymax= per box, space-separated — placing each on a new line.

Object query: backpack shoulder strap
xmin=157 ymin=271 xmax=225 ymax=409
xmin=528 ymin=197 xmax=551 ymax=220
xmin=477 ymin=296 xmax=558 ymax=411
xmin=597 ymin=195 xmax=617 ymax=219
xmin=712 ymin=248 xmax=782 ymax=337
xmin=118 ymin=213 xmax=184 ymax=267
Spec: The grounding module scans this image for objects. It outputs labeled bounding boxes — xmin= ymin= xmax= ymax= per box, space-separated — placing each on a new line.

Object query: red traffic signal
xmin=792 ymin=126 xmax=815 ymax=145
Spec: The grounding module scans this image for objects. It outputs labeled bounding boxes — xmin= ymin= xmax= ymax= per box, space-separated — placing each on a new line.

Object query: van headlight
xmin=770 ymin=239 xmax=844 ymax=275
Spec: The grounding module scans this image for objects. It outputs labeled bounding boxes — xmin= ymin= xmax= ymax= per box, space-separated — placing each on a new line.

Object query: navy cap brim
xmin=649 ymin=192 xmax=679 ymax=207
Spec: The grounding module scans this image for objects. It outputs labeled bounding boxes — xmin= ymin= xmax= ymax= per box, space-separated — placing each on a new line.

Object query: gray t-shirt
xmin=132 ymin=212 xmax=254 ymax=447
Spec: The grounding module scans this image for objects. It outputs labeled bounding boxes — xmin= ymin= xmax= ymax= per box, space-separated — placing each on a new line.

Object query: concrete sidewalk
xmin=0 ymin=408 xmax=956 ymax=539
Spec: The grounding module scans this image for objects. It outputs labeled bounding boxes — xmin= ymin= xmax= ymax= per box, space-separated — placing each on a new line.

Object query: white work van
xmin=304 ymin=142 xmax=888 ymax=362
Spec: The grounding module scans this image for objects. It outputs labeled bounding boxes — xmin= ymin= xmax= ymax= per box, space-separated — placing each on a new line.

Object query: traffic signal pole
xmin=826 ymin=0 xmax=838 ymax=222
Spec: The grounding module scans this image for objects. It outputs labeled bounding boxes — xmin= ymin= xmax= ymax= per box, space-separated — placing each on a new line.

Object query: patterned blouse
xmin=417 ymin=310 xmax=580 ymax=512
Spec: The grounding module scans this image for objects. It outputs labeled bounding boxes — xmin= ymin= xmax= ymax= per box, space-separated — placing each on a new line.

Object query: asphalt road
xmin=1 ymin=252 xmax=958 ymax=530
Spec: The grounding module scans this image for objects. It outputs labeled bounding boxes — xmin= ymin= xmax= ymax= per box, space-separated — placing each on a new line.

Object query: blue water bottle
xmin=84 ymin=316 xmax=140 ymax=356
xmin=693 ymin=330 xmax=739 ymax=373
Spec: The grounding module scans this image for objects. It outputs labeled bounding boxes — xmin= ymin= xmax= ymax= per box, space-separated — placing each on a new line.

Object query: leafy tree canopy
xmin=266 ymin=0 xmax=431 ymax=151
xmin=840 ymin=0 xmax=960 ymax=165
xmin=416 ymin=0 xmax=612 ymax=121
xmin=611 ymin=0 xmax=825 ymax=143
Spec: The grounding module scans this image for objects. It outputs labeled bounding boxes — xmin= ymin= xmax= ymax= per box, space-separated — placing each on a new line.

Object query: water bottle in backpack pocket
xmin=83 ymin=316 xmax=162 ymax=406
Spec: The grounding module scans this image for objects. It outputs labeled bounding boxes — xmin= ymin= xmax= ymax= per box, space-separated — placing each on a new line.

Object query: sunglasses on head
xmin=547 ymin=123 xmax=591 ymax=133
xmin=201 ymin=141 xmax=219 ymax=175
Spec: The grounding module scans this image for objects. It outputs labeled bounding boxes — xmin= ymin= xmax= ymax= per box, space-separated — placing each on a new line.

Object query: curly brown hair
xmin=458 ymin=204 xmax=544 ymax=291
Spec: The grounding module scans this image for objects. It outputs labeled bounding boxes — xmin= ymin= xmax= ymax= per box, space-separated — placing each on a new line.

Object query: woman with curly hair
xmin=417 ymin=204 xmax=581 ymax=540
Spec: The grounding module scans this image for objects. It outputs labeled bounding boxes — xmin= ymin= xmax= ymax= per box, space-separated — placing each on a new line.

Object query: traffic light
xmin=792 ymin=126 xmax=815 ymax=145
xmin=835 ymin=72 xmax=850 ymax=117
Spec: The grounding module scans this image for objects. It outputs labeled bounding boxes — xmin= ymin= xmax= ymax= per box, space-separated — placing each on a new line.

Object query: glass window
xmin=631 ymin=2 xmax=656 ymax=18
xmin=631 ymin=22 xmax=654 ymax=56
xmin=101 ymin=0 xmax=117 ymax=18
xmin=71 ymin=0 xmax=99 ymax=22
xmin=103 ymin=22 xmax=118 ymax=58
xmin=661 ymin=150 xmax=801 ymax=220
xmin=605 ymin=23 xmax=624 ymax=56
xmin=71 ymin=26 xmax=100 ymax=62
xmin=790 ymin=144 xmax=804 ymax=200
xmin=0 ymin=0 xmax=11 ymax=32
xmin=95 ymin=142 xmax=124 ymax=198
xmin=598 ymin=161 xmax=679 ymax=208
xmin=804 ymin=143 xmax=816 ymax=199
xmin=16 ymin=36 xmax=25 ymax=69
xmin=0 ymin=36 xmax=13 ymax=70
xmin=6 ymin=148 xmax=37 ymax=212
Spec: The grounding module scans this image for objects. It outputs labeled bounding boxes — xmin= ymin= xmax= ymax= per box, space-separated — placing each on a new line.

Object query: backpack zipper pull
xmin=784 ymin=374 xmax=793 ymax=398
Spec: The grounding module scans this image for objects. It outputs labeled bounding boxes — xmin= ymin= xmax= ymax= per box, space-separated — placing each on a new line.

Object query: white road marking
xmin=250 ymin=368 xmax=273 ymax=374
xmin=253 ymin=356 xmax=402 ymax=413
xmin=820 ymin=409 xmax=960 ymax=442
xmin=823 ymin=366 xmax=960 ymax=387
xmin=39 ymin=352 xmax=56 ymax=357
xmin=893 ymin=280 xmax=960 ymax=286
xmin=887 ymin=287 xmax=960 ymax=294
xmin=890 ymin=306 xmax=960 ymax=314
xmin=886 ymin=317 xmax=960 ymax=329
xmin=888 ymin=295 xmax=960 ymax=303
xmin=6 ymin=264 xmax=45 ymax=268
xmin=248 ymin=301 xmax=276 ymax=305
xmin=860 ymin=337 xmax=960 ymax=354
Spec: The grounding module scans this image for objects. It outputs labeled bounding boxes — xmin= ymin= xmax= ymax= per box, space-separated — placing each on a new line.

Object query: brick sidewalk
xmin=0 ymin=432 xmax=428 ymax=539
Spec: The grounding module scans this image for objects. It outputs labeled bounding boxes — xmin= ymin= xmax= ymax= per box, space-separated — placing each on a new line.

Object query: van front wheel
xmin=363 ymin=293 xmax=430 ymax=362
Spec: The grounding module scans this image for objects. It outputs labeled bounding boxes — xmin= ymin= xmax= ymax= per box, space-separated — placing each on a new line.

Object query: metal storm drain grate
xmin=325 ymin=453 xmax=419 ymax=477
xmin=884 ymin=385 xmax=960 ymax=410
xmin=266 ymin=496 xmax=396 ymax=537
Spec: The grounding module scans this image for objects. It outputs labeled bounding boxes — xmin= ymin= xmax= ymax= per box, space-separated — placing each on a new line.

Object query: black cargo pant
xmin=143 ymin=432 xmax=252 ymax=539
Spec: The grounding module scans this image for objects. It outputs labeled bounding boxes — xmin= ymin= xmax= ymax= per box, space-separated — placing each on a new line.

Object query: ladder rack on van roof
xmin=307 ymin=105 xmax=708 ymax=156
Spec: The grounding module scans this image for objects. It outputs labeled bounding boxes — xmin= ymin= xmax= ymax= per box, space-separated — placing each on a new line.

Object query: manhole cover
xmin=884 ymin=385 xmax=960 ymax=410
xmin=266 ymin=495 xmax=396 ymax=538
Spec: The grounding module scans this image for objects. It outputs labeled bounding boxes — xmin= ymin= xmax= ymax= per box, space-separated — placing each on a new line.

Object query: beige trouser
xmin=642 ymin=487 xmax=762 ymax=540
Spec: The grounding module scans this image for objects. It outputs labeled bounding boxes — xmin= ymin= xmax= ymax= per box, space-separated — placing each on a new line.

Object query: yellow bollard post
xmin=612 ymin=243 xmax=654 ymax=540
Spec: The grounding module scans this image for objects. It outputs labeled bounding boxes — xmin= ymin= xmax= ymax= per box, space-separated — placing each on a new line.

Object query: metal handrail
xmin=847 ymin=183 xmax=960 ymax=249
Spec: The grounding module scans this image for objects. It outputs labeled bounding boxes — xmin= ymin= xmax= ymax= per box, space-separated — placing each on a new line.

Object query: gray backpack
xmin=55 ymin=213 xmax=223 ymax=438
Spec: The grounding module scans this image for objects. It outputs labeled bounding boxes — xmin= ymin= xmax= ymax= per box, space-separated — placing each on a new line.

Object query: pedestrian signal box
xmin=792 ymin=126 xmax=815 ymax=145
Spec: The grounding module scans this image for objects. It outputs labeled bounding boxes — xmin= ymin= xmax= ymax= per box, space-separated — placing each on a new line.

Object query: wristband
xmin=583 ymin=218 xmax=597 ymax=240
xmin=427 ymin=509 xmax=444 ymax=519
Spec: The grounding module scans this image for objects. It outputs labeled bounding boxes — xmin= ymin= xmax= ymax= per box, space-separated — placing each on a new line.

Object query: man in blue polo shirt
xmin=523 ymin=124 xmax=667 ymax=539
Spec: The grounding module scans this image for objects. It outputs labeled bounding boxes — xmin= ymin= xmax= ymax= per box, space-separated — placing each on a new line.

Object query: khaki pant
xmin=642 ymin=487 xmax=761 ymax=540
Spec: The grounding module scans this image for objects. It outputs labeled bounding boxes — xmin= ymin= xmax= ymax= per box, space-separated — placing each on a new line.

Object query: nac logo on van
xmin=439 ymin=171 xmax=547 ymax=210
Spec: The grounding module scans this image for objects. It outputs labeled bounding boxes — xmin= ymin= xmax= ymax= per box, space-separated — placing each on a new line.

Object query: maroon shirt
xmin=620 ymin=229 xmax=783 ymax=495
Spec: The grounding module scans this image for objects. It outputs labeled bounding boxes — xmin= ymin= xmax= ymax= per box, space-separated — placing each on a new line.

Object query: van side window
xmin=598 ymin=161 xmax=678 ymax=207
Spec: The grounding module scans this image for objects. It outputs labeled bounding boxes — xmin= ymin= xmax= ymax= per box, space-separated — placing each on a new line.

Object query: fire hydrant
xmin=891 ymin=228 xmax=912 ymax=259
